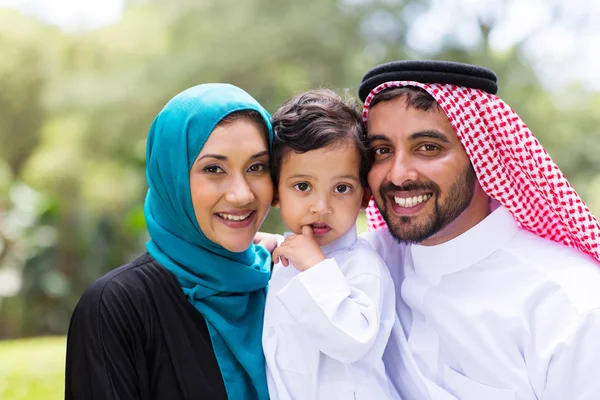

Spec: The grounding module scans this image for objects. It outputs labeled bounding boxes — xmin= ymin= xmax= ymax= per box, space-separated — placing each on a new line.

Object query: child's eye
xmin=294 ymin=183 xmax=311 ymax=192
xmin=203 ymin=165 xmax=224 ymax=174
xmin=334 ymin=184 xmax=351 ymax=194
xmin=247 ymin=163 xmax=266 ymax=173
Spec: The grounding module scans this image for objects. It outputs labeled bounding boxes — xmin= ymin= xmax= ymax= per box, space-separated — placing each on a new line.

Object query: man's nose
xmin=387 ymin=152 xmax=419 ymax=186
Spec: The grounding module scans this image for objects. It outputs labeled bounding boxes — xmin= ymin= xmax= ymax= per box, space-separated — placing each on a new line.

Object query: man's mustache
xmin=379 ymin=181 xmax=440 ymax=197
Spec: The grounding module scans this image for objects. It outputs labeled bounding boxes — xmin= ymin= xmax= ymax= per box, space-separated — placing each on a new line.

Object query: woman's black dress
xmin=65 ymin=253 xmax=229 ymax=400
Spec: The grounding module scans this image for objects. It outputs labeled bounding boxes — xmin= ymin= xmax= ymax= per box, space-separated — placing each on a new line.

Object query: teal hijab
xmin=144 ymin=83 xmax=272 ymax=400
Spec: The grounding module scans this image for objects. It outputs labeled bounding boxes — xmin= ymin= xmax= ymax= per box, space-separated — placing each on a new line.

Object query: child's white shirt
xmin=262 ymin=226 xmax=401 ymax=400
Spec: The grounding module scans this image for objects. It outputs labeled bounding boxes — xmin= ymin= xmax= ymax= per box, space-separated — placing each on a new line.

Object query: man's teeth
xmin=218 ymin=212 xmax=252 ymax=221
xmin=393 ymin=194 xmax=432 ymax=208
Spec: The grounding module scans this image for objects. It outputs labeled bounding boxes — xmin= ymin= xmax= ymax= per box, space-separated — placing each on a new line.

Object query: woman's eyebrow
xmin=197 ymin=154 xmax=227 ymax=162
xmin=196 ymin=150 xmax=269 ymax=163
xmin=250 ymin=150 xmax=269 ymax=159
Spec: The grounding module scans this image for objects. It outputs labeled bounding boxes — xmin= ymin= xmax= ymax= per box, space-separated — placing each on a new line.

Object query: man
xmin=358 ymin=60 xmax=600 ymax=399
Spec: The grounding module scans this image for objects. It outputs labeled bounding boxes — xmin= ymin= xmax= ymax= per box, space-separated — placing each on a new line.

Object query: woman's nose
xmin=225 ymin=175 xmax=255 ymax=206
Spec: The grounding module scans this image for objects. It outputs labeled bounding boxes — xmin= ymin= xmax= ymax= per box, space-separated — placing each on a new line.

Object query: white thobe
xmin=263 ymin=227 xmax=401 ymax=400
xmin=362 ymin=204 xmax=600 ymax=400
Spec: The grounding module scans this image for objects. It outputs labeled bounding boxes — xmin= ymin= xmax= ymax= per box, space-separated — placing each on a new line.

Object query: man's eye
xmin=203 ymin=165 xmax=224 ymax=174
xmin=373 ymin=147 xmax=391 ymax=155
xmin=294 ymin=183 xmax=311 ymax=192
xmin=334 ymin=184 xmax=351 ymax=194
xmin=417 ymin=144 xmax=440 ymax=153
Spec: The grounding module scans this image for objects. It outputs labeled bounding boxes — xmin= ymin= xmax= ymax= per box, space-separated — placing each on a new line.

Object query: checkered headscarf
xmin=363 ymin=81 xmax=600 ymax=263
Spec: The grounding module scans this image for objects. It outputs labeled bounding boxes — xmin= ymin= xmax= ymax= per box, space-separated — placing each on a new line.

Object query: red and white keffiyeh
xmin=362 ymin=81 xmax=600 ymax=263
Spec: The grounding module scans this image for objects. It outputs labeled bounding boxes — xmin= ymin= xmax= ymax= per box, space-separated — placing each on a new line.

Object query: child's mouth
xmin=311 ymin=223 xmax=331 ymax=235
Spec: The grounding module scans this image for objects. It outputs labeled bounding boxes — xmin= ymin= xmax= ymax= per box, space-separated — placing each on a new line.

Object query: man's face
xmin=366 ymin=96 xmax=488 ymax=245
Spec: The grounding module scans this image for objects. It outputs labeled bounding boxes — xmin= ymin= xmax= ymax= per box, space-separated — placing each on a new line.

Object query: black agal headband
xmin=358 ymin=60 xmax=498 ymax=102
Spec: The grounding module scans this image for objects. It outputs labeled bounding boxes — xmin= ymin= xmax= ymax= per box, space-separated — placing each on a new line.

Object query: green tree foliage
xmin=0 ymin=10 xmax=52 ymax=176
xmin=0 ymin=0 xmax=598 ymax=338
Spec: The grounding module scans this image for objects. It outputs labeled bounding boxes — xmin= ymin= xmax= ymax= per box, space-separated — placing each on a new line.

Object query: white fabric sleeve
xmin=275 ymin=234 xmax=285 ymax=247
xmin=275 ymin=256 xmax=386 ymax=364
xmin=360 ymin=229 xmax=406 ymax=268
xmin=525 ymin=265 xmax=600 ymax=400
xmin=540 ymin=308 xmax=600 ymax=399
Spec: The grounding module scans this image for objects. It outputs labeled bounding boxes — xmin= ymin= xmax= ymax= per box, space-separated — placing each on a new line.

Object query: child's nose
xmin=309 ymin=196 xmax=333 ymax=215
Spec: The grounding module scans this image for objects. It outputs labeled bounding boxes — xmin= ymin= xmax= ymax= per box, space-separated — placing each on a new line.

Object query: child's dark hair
xmin=271 ymin=89 xmax=370 ymax=187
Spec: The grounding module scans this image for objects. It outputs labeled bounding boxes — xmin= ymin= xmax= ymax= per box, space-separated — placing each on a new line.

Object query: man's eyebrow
xmin=366 ymin=134 xmax=392 ymax=144
xmin=409 ymin=130 xmax=452 ymax=144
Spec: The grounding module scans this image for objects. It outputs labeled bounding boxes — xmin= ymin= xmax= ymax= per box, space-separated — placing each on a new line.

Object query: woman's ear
xmin=360 ymin=188 xmax=371 ymax=209
xmin=271 ymin=189 xmax=280 ymax=208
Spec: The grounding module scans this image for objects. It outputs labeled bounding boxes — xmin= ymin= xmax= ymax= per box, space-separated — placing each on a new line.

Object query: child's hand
xmin=272 ymin=225 xmax=326 ymax=272
xmin=253 ymin=232 xmax=279 ymax=253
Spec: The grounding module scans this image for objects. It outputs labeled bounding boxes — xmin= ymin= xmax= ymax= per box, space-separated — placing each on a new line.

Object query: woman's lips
xmin=215 ymin=210 xmax=256 ymax=228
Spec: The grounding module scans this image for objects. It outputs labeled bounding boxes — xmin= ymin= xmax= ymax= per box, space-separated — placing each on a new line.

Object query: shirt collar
xmin=321 ymin=225 xmax=358 ymax=256
xmin=410 ymin=203 xmax=519 ymax=279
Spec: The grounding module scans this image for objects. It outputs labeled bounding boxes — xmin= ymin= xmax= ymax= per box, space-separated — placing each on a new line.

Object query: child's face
xmin=276 ymin=143 xmax=364 ymax=246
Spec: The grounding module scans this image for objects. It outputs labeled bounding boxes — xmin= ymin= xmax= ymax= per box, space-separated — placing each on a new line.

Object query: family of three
xmin=65 ymin=60 xmax=600 ymax=400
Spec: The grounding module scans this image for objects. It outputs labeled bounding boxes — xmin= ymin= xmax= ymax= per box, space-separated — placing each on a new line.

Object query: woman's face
xmin=189 ymin=118 xmax=273 ymax=253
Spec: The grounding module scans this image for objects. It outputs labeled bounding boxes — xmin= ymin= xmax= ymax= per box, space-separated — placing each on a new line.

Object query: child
xmin=262 ymin=89 xmax=400 ymax=400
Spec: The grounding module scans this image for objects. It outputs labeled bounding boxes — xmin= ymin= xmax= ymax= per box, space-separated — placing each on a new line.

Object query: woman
xmin=65 ymin=83 xmax=274 ymax=400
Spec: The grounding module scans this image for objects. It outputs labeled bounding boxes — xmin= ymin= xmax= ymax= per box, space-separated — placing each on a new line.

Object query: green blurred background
xmin=1 ymin=0 xmax=599 ymax=398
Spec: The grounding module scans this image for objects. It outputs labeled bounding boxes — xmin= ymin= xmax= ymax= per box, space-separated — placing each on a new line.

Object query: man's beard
xmin=375 ymin=164 xmax=477 ymax=244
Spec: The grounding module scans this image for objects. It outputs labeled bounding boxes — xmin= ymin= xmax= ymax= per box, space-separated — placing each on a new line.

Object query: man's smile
xmin=392 ymin=193 xmax=432 ymax=207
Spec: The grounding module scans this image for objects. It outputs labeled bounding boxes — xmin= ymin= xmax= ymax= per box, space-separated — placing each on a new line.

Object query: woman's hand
xmin=272 ymin=226 xmax=326 ymax=272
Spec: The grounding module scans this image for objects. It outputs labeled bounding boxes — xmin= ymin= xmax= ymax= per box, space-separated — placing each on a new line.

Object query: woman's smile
xmin=215 ymin=209 xmax=256 ymax=228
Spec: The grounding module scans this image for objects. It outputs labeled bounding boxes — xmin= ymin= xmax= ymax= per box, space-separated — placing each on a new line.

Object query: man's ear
xmin=360 ymin=188 xmax=371 ymax=209
xmin=272 ymin=189 xmax=280 ymax=208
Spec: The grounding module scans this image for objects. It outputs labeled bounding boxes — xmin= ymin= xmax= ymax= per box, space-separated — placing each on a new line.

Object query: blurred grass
xmin=0 ymin=336 xmax=65 ymax=400
xmin=357 ymin=210 xmax=368 ymax=234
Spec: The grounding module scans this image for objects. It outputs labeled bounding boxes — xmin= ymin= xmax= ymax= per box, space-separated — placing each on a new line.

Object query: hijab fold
xmin=144 ymin=83 xmax=273 ymax=399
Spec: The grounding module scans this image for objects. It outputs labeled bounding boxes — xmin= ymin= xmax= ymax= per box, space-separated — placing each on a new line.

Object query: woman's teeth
xmin=218 ymin=212 xmax=252 ymax=221
xmin=394 ymin=194 xmax=432 ymax=208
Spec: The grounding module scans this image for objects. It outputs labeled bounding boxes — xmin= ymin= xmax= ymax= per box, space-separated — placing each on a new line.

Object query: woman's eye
xmin=334 ymin=184 xmax=351 ymax=194
xmin=203 ymin=165 xmax=224 ymax=174
xmin=294 ymin=183 xmax=311 ymax=192
xmin=248 ymin=163 xmax=266 ymax=172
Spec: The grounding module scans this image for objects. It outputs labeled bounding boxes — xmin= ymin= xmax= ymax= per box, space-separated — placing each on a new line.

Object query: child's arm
xmin=273 ymin=228 xmax=392 ymax=364
xmin=253 ymin=232 xmax=280 ymax=253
